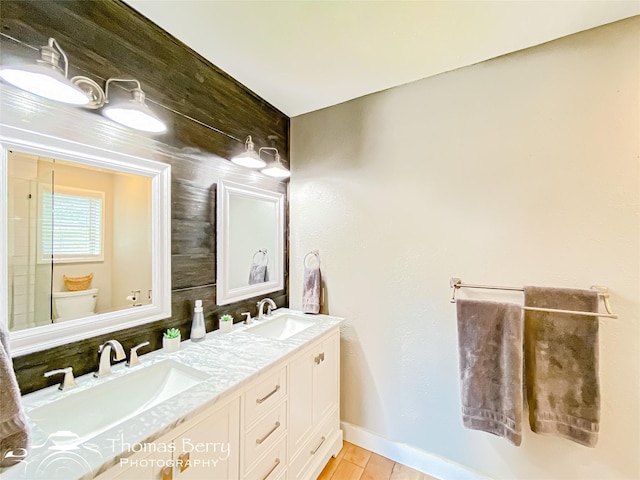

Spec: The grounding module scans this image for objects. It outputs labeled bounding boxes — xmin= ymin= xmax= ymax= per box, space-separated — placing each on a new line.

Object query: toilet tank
xmin=52 ymin=288 xmax=99 ymax=322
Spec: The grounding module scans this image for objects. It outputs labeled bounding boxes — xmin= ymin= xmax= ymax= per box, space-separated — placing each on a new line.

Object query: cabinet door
xmin=289 ymin=331 xmax=339 ymax=458
xmin=174 ymin=397 xmax=240 ymax=480
xmin=288 ymin=344 xmax=315 ymax=456
xmin=313 ymin=333 xmax=338 ymax=423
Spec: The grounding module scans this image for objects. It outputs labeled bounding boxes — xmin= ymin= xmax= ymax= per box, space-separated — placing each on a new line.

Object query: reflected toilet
xmin=52 ymin=288 xmax=99 ymax=322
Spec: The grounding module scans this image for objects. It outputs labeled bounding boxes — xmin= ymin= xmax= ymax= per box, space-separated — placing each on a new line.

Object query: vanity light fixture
xmin=65 ymin=76 xmax=167 ymax=134
xmin=232 ymin=136 xmax=267 ymax=169
xmin=0 ymin=37 xmax=91 ymax=105
xmin=0 ymin=36 xmax=165 ymax=133
xmin=259 ymin=147 xmax=291 ymax=179
xmin=101 ymin=78 xmax=167 ymax=133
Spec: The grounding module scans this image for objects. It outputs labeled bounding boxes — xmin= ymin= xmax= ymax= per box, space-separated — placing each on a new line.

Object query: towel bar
xmin=449 ymin=277 xmax=618 ymax=319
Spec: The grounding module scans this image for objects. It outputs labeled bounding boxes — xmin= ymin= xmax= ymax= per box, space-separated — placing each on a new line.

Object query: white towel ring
xmin=253 ymin=249 xmax=268 ymax=266
xmin=304 ymin=250 xmax=320 ymax=269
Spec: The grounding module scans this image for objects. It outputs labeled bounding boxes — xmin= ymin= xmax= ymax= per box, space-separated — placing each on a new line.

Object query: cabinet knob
xmin=160 ymin=465 xmax=172 ymax=480
xmin=179 ymin=452 xmax=190 ymax=472
xmin=314 ymin=352 xmax=325 ymax=365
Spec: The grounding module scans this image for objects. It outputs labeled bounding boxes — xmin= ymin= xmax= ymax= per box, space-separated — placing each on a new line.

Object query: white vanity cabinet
xmin=96 ymin=325 xmax=341 ymax=480
xmin=241 ymin=366 xmax=288 ymax=480
xmin=288 ymin=330 xmax=341 ymax=480
xmin=101 ymin=396 xmax=240 ymax=480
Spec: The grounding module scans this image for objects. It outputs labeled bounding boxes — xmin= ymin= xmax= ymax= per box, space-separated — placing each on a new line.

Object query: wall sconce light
xmin=259 ymin=147 xmax=291 ymax=179
xmin=0 ymin=37 xmax=166 ymax=134
xmin=232 ymin=136 xmax=267 ymax=169
xmin=0 ymin=37 xmax=90 ymax=105
xmin=74 ymin=77 xmax=167 ymax=133
xmin=231 ymin=135 xmax=290 ymax=178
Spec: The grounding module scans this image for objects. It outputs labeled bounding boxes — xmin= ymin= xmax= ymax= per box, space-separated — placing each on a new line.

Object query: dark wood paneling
xmin=0 ymin=0 xmax=289 ymax=160
xmin=1 ymin=0 xmax=290 ymax=393
xmin=171 ymin=254 xmax=216 ymax=290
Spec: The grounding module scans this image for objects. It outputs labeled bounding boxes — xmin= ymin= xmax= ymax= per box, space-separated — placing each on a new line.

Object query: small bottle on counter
xmin=190 ymin=299 xmax=206 ymax=342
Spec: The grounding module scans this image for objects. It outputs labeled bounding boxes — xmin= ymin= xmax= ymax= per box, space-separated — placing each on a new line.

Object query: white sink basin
xmin=245 ymin=314 xmax=314 ymax=340
xmin=28 ymin=359 xmax=208 ymax=445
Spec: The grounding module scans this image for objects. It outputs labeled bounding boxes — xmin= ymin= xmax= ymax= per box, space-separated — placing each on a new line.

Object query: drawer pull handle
xmin=261 ymin=457 xmax=281 ymax=480
xmin=161 ymin=465 xmax=173 ymax=480
xmin=310 ymin=436 xmax=326 ymax=455
xmin=179 ymin=452 xmax=190 ymax=472
xmin=256 ymin=385 xmax=280 ymax=404
xmin=256 ymin=421 xmax=281 ymax=445
xmin=314 ymin=352 xmax=325 ymax=365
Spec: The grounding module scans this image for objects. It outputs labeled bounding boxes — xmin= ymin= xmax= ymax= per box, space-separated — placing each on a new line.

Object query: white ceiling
xmin=125 ymin=1 xmax=639 ymax=117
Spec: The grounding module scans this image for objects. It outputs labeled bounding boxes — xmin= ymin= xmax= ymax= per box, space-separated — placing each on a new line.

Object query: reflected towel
xmin=0 ymin=321 xmax=29 ymax=467
xmin=248 ymin=263 xmax=268 ymax=285
xmin=456 ymin=299 xmax=523 ymax=446
xmin=524 ymin=286 xmax=600 ymax=447
xmin=302 ymin=266 xmax=321 ymax=314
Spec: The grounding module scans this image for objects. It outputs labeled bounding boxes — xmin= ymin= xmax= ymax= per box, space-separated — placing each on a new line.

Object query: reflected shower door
xmin=7 ymin=154 xmax=54 ymax=331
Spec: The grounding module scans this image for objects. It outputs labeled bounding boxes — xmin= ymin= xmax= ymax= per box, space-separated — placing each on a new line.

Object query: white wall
xmin=290 ymin=17 xmax=639 ymax=480
xmin=112 ymin=173 xmax=152 ymax=309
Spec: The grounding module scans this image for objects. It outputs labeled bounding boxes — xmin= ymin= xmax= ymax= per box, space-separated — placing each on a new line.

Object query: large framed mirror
xmin=1 ymin=124 xmax=171 ymax=355
xmin=217 ymin=181 xmax=284 ymax=305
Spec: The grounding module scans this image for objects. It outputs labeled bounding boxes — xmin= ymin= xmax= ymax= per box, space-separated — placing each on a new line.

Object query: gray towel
xmin=302 ymin=267 xmax=321 ymax=314
xmin=456 ymin=299 xmax=523 ymax=446
xmin=524 ymin=286 xmax=600 ymax=447
xmin=248 ymin=263 xmax=268 ymax=285
xmin=0 ymin=321 xmax=29 ymax=467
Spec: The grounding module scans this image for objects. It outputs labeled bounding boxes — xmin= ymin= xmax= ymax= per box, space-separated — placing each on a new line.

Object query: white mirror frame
xmin=217 ymin=180 xmax=284 ymax=305
xmin=0 ymin=124 xmax=172 ymax=356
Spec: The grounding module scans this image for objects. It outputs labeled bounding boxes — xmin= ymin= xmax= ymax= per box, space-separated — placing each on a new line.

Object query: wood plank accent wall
xmin=0 ymin=0 xmax=290 ymax=394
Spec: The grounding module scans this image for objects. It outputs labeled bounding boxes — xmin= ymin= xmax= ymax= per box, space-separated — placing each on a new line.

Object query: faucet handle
xmin=127 ymin=341 xmax=150 ymax=367
xmin=44 ymin=367 xmax=76 ymax=391
xmin=242 ymin=312 xmax=253 ymax=325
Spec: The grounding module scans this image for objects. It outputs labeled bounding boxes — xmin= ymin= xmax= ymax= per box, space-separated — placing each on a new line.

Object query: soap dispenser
xmin=190 ymin=299 xmax=206 ymax=342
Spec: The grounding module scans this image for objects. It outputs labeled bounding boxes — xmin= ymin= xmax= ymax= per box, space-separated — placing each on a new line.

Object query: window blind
xmin=41 ymin=188 xmax=104 ymax=262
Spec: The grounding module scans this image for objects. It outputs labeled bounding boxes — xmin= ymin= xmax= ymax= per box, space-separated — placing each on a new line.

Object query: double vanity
xmin=2 ymin=309 xmax=343 ymax=480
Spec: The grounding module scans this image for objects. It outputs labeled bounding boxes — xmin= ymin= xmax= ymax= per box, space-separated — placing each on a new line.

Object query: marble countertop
xmin=1 ymin=309 xmax=343 ymax=480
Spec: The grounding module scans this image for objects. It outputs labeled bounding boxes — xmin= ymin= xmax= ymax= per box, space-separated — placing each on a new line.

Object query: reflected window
xmin=40 ymin=186 xmax=105 ymax=263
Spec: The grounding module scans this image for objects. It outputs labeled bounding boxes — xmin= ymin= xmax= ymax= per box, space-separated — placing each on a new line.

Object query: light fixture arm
xmin=104 ymin=78 xmax=144 ymax=103
xmin=258 ymin=146 xmax=280 ymax=160
xmin=42 ymin=38 xmax=69 ymax=77
xmin=244 ymin=135 xmax=256 ymax=150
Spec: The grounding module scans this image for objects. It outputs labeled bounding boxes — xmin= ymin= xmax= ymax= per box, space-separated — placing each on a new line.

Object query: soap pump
xmin=190 ymin=299 xmax=206 ymax=342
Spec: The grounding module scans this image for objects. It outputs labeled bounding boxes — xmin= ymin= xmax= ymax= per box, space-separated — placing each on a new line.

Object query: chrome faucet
xmin=94 ymin=340 xmax=126 ymax=378
xmin=256 ymin=298 xmax=277 ymax=320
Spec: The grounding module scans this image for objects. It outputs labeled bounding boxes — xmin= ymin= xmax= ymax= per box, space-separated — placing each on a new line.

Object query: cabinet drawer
xmin=245 ymin=401 xmax=287 ymax=470
xmin=245 ymin=367 xmax=287 ymax=426
xmin=289 ymin=409 xmax=339 ymax=480
xmin=244 ymin=436 xmax=287 ymax=480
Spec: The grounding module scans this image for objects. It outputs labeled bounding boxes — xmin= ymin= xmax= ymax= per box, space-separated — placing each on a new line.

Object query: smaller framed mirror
xmin=216 ymin=181 xmax=284 ymax=305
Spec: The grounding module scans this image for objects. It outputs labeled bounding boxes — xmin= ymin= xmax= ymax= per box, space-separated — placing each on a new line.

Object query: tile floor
xmin=317 ymin=441 xmax=439 ymax=480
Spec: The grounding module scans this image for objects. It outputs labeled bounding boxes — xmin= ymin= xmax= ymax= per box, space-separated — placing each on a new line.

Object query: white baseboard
xmin=340 ymin=421 xmax=491 ymax=480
